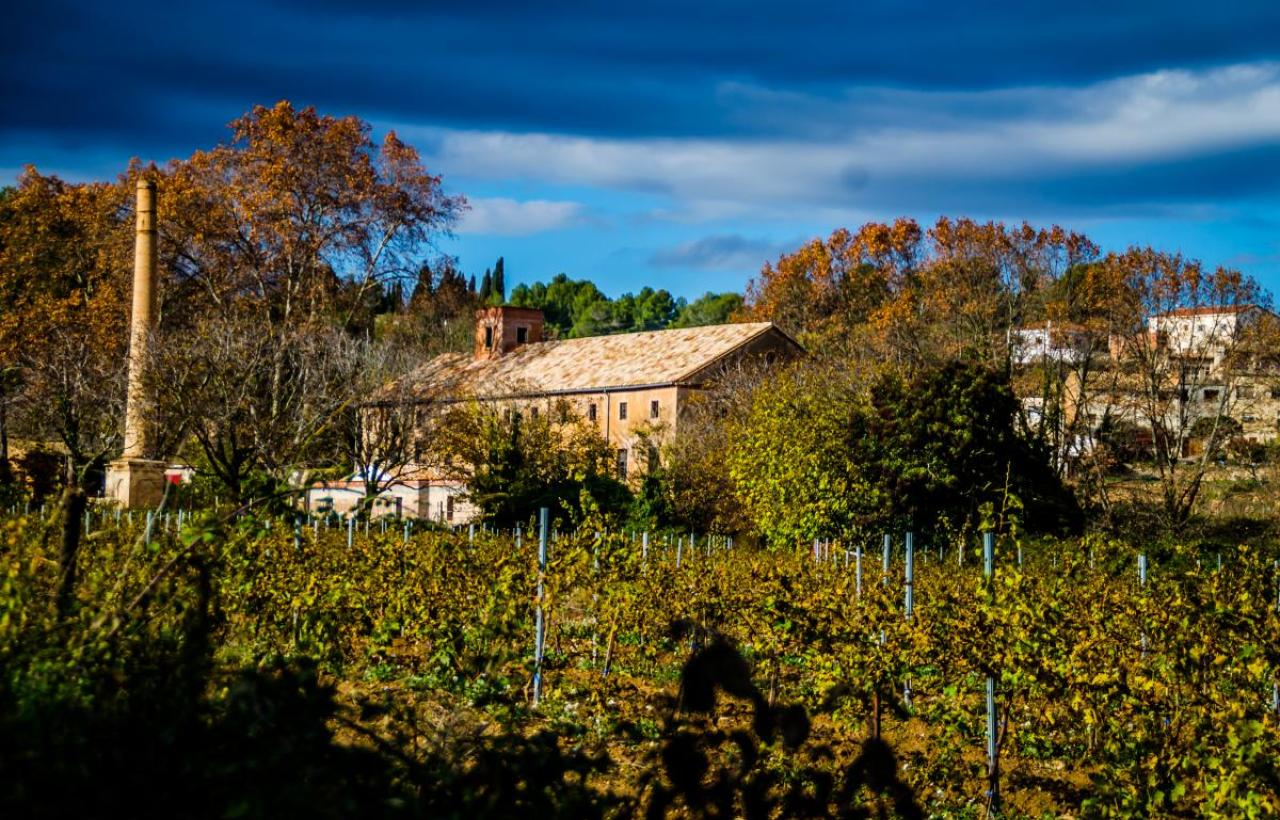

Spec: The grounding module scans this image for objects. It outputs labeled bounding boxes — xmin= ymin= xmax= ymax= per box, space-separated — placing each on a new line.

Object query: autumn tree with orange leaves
xmin=0 ymin=170 xmax=133 ymax=489
xmin=741 ymin=217 xmax=1275 ymax=531
xmin=135 ymin=102 xmax=465 ymax=501
xmin=741 ymin=217 xmax=1097 ymax=365
xmin=1 ymin=102 xmax=464 ymax=502
xmin=153 ymin=101 xmax=463 ymax=332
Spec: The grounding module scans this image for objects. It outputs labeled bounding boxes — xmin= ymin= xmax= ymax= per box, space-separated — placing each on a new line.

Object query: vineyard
xmin=3 ymin=506 xmax=1280 ymax=818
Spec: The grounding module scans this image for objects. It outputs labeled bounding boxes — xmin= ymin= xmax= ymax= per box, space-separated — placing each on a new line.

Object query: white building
xmin=1011 ymin=321 xmax=1091 ymax=365
xmin=1148 ymin=305 xmax=1272 ymax=370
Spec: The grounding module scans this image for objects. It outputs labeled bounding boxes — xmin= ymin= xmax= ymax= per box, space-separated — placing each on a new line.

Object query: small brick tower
xmin=475 ymin=306 xmax=545 ymax=359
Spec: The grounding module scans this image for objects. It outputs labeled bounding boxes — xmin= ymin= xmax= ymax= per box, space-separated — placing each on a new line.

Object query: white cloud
xmin=456 ymin=197 xmax=583 ymax=236
xmin=405 ymin=61 xmax=1280 ymax=219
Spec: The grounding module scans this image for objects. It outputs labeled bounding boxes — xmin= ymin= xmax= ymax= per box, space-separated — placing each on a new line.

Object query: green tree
xmin=672 ymin=292 xmax=745 ymax=328
xmin=870 ymin=360 xmax=1080 ymax=534
xmin=492 ymin=256 xmax=505 ymax=302
xmin=727 ymin=362 xmax=883 ymax=545
xmin=436 ymin=401 xmax=630 ymax=527
xmin=727 ymin=359 xmax=1079 ymax=547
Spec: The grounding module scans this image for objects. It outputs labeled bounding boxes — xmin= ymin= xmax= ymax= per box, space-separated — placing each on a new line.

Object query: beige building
xmin=1013 ymin=303 xmax=1280 ymax=463
xmin=308 ymin=307 xmax=802 ymax=522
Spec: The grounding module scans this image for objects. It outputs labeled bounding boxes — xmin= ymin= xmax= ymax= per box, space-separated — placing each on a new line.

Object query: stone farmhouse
xmin=1013 ymin=304 xmax=1280 ymax=461
xmin=306 ymin=306 xmax=802 ymax=522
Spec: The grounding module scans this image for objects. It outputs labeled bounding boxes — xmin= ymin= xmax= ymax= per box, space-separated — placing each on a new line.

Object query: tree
xmin=727 ymin=361 xmax=883 ymax=545
xmin=0 ymin=169 xmax=133 ymax=488
xmin=479 ymin=268 xmax=492 ymax=301
xmin=672 ymin=292 xmax=744 ymax=328
xmin=158 ymin=101 xmax=463 ymax=330
xmin=1081 ymin=248 xmax=1269 ymax=529
xmin=492 ymin=256 xmax=506 ymax=302
xmin=652 ymin=356 xmax=788 ymax=535
xmin=390 ymin=256 xmax=478 ymax=357
xmin=433 ymin=400 xmax=628 ymax=527
xmin=409 ymin=262 xmax=435 ymax=305
xmin=141 ymin=101 xmax=463 ymax=502
xmin=742 ymin=219 xmax=1097 ymax=370
xmin=741 ymin=220 xmax=920 ymax=345
xmin=870 ymin=360 xmax=1080 ymax=535
xmin=150 ymin=313 xmax=353 ymax=503
xmin=727 ymin=358 xmax=1078 ymax=547
xmin=331 ymin=337 xmax=437 ymax=509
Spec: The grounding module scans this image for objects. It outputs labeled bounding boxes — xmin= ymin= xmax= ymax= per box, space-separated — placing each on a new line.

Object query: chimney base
xmin=105 ymin=458 xmax=168 ymax=509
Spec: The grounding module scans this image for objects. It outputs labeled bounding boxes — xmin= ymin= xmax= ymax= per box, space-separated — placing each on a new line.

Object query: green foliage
xmin=626 ymin=467 xmax=679 ymax=531
xmin=671 ymin=291 xmax=745 ymax=328
xmin=727 ymin=363 xmax=882 ymax=545
xmin=871 ymin=360 xmax=1081 ymax=535
xmin=508 ymin=274 xmax=741 ymax=338
xmin=492 ymin=256 xmax=506 ymax=303
xmin=2 ymin=508 xmax=1280 ymax=816
xmin=728 ymin=359 xmax=1079 ymax=547
xmin=440 ymin=402 xmax=631 ymax=528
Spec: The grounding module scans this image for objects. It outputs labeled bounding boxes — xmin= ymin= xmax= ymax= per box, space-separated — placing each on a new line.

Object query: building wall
xmin=485 ymin=384 xmax=681 ymax=479
xmin=304 ymin=480 xmax=478 ymax=522
xmin=468 ymin=329 xmax=798 ymax=480
xmin=1011 ymin=326 xmax=1088 ymax=365
xmin=1148 ymin=310 xmax=1257 ymax=371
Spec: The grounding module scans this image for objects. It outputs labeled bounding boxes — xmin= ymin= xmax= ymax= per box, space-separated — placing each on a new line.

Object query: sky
xmin=5 ymin=1 xmax=1280 ymax=300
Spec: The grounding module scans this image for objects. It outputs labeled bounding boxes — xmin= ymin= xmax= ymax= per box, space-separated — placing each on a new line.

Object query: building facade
xmin=308 ymin=307 xmax=803 ymax=522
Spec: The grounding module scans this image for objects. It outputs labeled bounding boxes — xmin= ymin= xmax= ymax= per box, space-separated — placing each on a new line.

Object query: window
xmin=650 ymin=400 xmax=660 ymax=419
xmin=516 ymin=326 xmax=528 ymax=344
xmin=587 ymin=402 xmax=597 ymax=422
xmin=616 ymin=448 xmax=628 ymax=478
xmin=530 ymin=406 xmax=539 ymax=419
xmin=618 ymin=402 xmax=628 ymax=420
xmin=1203 ymin=389 xmax=1221 ymax=403
xmin=445 ymin=496 xmax=455 ymax=522
xmin=484 ymin=327 xmax=494 ymax=348
xmin=556 ymin=399 xmax=571 ymax=423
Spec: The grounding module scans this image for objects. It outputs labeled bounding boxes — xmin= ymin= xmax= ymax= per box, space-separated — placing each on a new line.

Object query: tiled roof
xmin=398 ymin=322 xmax=795 ymax=400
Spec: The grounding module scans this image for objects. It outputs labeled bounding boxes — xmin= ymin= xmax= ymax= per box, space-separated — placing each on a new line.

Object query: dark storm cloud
xmin=5 ymin=0 xmax=1280 ymax=240
xmin=6 ymin=0 xmax=1280 ymax=154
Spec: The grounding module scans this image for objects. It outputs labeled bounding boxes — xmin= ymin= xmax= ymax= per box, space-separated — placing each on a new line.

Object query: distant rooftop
xmin=398 ymin=321 xmax=799 ymax=400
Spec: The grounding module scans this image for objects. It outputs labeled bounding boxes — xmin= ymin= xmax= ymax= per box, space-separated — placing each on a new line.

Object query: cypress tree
xmin=480 ymin=268 xmax=493 ymax=300
xmin=410 ymin=262 xmax=434 ymax=305
xmin=493 ymin=257 xmax=506 ymax=302
xmin=468 ymin=274 xmax=476 ymax=294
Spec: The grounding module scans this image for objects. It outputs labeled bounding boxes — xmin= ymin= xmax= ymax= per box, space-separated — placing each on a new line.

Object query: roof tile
xmin=402 ymin=322 xmax=787 ymax=399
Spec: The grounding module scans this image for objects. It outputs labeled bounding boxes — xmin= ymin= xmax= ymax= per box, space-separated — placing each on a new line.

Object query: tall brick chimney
xmin=105 ymin=178 xmax=167 ymax=507
xmin=475 ymin=306 xmax=544 ymax=359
